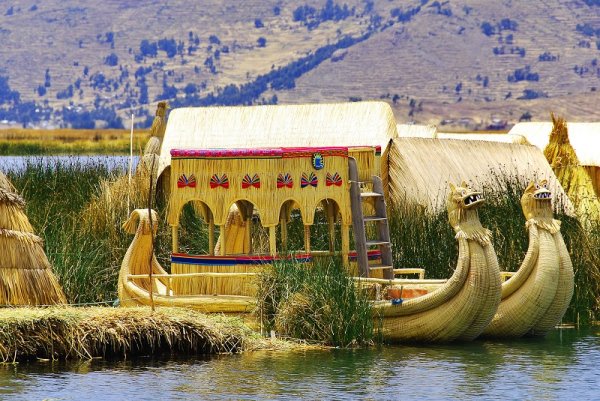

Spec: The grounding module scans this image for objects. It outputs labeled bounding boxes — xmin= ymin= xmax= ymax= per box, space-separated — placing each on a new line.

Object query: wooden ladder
xmin=348 ymin=158 xmax=394 ymax=279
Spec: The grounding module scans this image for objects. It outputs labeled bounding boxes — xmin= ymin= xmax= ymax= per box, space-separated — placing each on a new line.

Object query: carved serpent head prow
xmin=521 ymin=180 xmax=559 ymax=232
xmin=447 ymin=181 xmax=491 ymax=245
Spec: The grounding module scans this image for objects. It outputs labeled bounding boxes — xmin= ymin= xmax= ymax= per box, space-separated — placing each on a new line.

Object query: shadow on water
xmin=2 ymin=328 xmax=598 ymax=400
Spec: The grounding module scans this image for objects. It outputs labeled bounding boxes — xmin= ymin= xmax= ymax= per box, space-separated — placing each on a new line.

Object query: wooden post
xmin=219 ymin=225 xmax=226 ymax=256
xmin=304 ymin=225 xmax=311 ymax=254
xmin=269 ymin=226 xmax=277 ymax=256
xmin=341 ymin=224 xmax=350 ymax=268
xmin=349 ymin=157 xmax=369 ymax=277
xmin=172 ymin=225 xmax=179 ymax=253
xmin=208 ymin=219 xmax=215 ymax=255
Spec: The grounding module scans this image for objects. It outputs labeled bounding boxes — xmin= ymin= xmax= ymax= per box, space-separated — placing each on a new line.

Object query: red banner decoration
xmin=277 ymin=173 xmax=293 ymax=188
xmin=177 ymin=174 xmax=197 ymax=188
xmin=242 ymin=173 xmax=261 ymax=189
xmin=326 ymin=172 xmax=342 ymax=187
xmin=210 ymin=174 xmax=229 ymax=189
xmin=301 ymin=172 xmax=318 ymax=188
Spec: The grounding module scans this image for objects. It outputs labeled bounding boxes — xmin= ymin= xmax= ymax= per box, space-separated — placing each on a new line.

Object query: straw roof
xmin=0 ymin=171 xmax=66 ymax=306
xmin=509 ymin=122 xmax=600 ymax=167
xmin=396 ymin=124 xmax=437 ymax=138
xmin=158 ymin=101 xmax=397 ymax=177
xmin=395 ymin=123 xmax=530 ymax=144
xmin=383 ymin=137 xmax=574 ymax=214
xmin=436 ymin=132 xmax=528 ymax=144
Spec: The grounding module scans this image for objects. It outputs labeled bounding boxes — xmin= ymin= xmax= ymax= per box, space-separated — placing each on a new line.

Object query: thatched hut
xmin=156 ymin=101 xmax=398 ymax=255
xmin=0 ymin=172 xmax=66 ymax=305
xmin=509 ymin=119 xmax=600 ymax=220
xmin=382 ymin=137 xmax=574 ymax=214
xmin=157 ymin=101 xmax=397 ymax=182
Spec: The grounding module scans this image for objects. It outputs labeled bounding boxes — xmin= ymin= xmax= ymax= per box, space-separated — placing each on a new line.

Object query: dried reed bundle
xmin=0 ymin=306 xmax=250 ymax=362
xmin=0 ymin=172 xmax=66 ymax=305
xmin=543 ymin=114 xmax=600 ymax=222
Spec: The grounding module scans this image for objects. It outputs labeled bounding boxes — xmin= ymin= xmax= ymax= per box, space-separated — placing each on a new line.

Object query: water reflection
xmin=1 ymin=328 xmax=598 ymax=401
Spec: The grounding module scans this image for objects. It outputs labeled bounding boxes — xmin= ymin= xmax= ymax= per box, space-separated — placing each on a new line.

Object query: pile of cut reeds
xmin=0 ymin=307 xmax=252 ymax=362
xmin=0 ymin=171 xmax=66 ymax=306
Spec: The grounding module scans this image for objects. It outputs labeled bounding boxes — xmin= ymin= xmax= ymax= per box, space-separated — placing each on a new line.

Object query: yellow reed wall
xmin=168 ymin=147 xmax=377 ymax=228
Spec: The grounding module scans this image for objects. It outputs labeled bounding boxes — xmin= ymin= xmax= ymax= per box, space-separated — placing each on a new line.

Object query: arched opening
xmin=215 ymin=199 xmax=271 ymax=256
xmin=306 ymin=198 xmax=342 ymax=255
xmin=276 ymin=199 xmax=304 ymax=254
xmin=173 ymin=200 xmax=213 ymax=256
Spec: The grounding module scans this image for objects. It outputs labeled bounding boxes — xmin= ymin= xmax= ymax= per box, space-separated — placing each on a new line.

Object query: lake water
xmin=1 ymin=327 xmax=598 ymax=400
xmin=0 ymin=155 xmax=139 ymax=173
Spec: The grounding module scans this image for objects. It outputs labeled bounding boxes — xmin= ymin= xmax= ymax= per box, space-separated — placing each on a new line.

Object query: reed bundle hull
xmin=482 ymin=181 xmax=574 ymax=338
xmin=375 ymin=237 xmax=501 ymax=343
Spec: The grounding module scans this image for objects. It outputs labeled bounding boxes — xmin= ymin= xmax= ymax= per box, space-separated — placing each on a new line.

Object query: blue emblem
xmin=312 ymin=152 xmax=324 ymax=170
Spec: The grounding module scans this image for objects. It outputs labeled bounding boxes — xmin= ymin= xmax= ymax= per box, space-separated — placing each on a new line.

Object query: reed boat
xmin=371 ymin=181 xmax=501 ymax=342
xmin=118 ymin=146 xmax=502 ymax=342
xmin=481 ymin=180 xmax=574 ymax=338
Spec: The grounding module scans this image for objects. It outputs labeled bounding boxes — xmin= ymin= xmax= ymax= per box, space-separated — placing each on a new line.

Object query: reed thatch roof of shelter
xmin=383 ymin=137 xmax=574 ymax=214
xmin=436 ymin=132 xmax=528 ymax=144
xmin=158 ymin=102 xmax=397 ymax=177
xmin=509 ymin=122 xmax=600 ymax=167
xmin=396 ymin=124 xmax=437 ymax=138
xmin=0 ymin=171 xmax=66 ymax=306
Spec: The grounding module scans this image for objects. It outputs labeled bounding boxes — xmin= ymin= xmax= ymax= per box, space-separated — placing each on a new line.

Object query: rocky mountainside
xmin=1 ymin=0 xmax=600 ymax=129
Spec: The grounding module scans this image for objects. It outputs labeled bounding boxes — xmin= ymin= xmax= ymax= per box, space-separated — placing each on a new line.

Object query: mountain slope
xmin=0 ymin=0 xmax=599 ymax=129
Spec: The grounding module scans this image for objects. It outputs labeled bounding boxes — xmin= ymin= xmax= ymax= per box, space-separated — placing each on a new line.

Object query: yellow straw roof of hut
xmin=396 ymin=124 xmax=437 ymax=138
xmin=436 ymin=132 xmax=528 ymax=144
xmin=395 ymin=123 xmax=529 ymax=144
xmin=158 ymin=101 xmax=397 ymax=177
xmin=383 ymin=137 xmax=575 ymax=214
xmin=509 ymin=122 xmax=600 ymax=167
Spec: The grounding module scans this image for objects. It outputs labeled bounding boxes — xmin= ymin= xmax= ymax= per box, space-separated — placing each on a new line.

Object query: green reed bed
xmin=256 ymin=258 xmax=374 ymax=347
xmin=6 ymin=159 xmax=128 ymax=304
xmin=5 ymin=160 xmax=599 ymax=334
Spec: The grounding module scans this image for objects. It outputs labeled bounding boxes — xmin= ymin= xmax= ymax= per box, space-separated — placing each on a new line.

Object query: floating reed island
xmin=0 ymin=306 xmax=302 ymax=363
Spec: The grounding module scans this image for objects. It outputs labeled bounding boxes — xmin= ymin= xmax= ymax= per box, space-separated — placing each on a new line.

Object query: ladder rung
xmin=363 ymin=216 xmax=387 ymax=222
xmin=360 ymin=192 xmax=383 ymax=198
xmin=365 ymin=240 xmax=391 ymax=247
xmin=369 ymin=264 xmax=393 ymax=271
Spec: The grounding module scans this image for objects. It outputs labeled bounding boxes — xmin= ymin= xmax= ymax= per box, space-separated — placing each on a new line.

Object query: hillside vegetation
xmin=1 ymin=0 xmax=600 ymax=129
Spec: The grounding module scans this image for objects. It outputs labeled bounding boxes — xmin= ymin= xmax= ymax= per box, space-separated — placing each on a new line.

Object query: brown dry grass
xmin=0 ymin=129 xmax=150 ymax=155
xmin=0 ymin=128 xmax=144 ymax=141
xmin=0 ymin=306 xmax=322 ymax=362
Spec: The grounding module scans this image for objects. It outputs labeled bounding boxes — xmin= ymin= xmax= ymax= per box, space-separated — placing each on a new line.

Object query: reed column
xmin=341 ymin=224 xmax=350 ymax=268
xmin=171 ymin=225 xmax=179 ymax=253
xmin=304 ymin=225 xmax=311 ymax=254
xmin=208 ymin=219 xmax=215 ymax=255
xmin=269 ymin=226 xmax=277 ymax=256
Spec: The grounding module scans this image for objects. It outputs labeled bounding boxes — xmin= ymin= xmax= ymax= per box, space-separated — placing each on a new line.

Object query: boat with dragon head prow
xmin=371 ymin=181 xmax=501 ymax=342
xmin=481 ymin=179 xmax=574 ymax=338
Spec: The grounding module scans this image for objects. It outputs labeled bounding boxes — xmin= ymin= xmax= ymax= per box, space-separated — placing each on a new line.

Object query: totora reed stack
xmin=0 ymin=171 xmax=66 ymax=306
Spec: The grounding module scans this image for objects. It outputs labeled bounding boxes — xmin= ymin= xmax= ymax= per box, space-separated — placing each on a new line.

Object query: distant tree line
xmin=293 ymin=0 xmax=355 ymax=29
xmin=171 ymin=31 xmax=372 ymax=109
